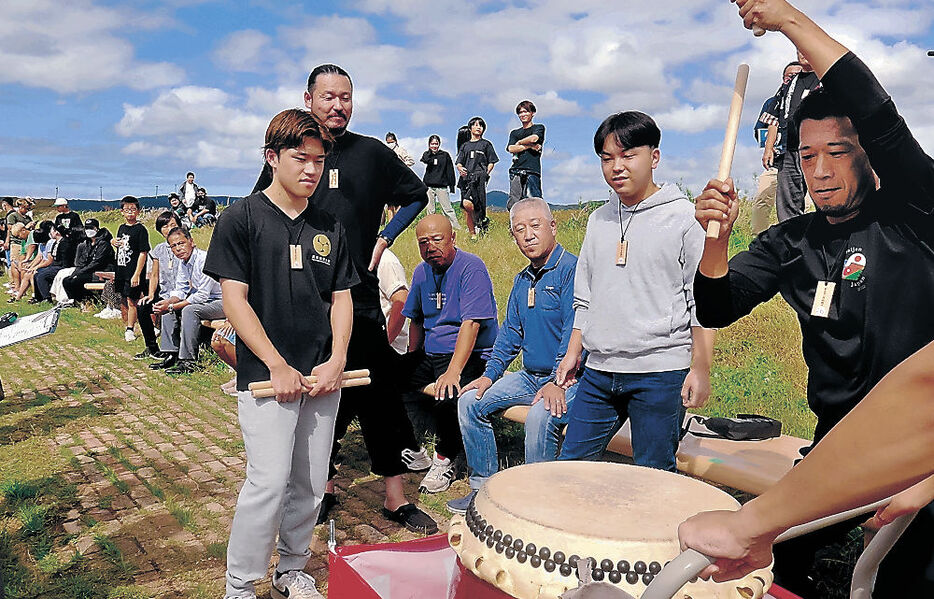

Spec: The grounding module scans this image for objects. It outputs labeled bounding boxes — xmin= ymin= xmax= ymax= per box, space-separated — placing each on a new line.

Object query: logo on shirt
xmin=313 ymin=234 xmax=331 ymax=257
xmin=842 ymin=249 xmax=867 ymax=288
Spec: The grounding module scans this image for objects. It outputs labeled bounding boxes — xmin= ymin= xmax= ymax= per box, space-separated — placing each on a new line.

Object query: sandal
xmin=381 ymin=503 xmax=438 ymax=534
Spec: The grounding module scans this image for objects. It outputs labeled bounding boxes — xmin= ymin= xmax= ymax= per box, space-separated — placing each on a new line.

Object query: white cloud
xmin=213 ymin=30 xmax=273 ymax=73
xmin=0 ymin=0 xmax=184 ymax=92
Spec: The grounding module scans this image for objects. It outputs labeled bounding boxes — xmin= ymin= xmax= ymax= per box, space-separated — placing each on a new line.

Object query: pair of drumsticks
xmin=247 ymin=369 xmax=370 ymax=398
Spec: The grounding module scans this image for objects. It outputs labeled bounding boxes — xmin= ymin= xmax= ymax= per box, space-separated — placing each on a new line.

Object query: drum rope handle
xmin=641 ymin=499 xmax=891 ymax=599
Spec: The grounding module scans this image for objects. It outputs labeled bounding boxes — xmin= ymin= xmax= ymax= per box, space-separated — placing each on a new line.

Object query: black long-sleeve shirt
xmin=421 ymin=149 xmax=456 ymax=192
xmin=695 ymin=52 xmax=934 ymax=445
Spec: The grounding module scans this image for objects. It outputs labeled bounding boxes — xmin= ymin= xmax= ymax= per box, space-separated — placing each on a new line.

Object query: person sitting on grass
xmin=149 ymin=227 xmax=224 ymax=375
xmin=61 ymin=219 xmax=115 ymax=304
xmin=448 ymin=197 xmax=578 ymax=514
xmin=135 ymin=211 xmax=182 ymax=360
xmin=189 ymin=187 xmax=218 ymax=228
xmin=399 ymin=214 xmax=499 ymax=494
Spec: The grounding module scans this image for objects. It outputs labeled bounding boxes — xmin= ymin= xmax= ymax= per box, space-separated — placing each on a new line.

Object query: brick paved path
xmin=1 ymin=317 xmax=457 ymax=598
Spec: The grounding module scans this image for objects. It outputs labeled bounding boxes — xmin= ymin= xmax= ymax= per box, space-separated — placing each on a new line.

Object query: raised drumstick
xmin=706 ymin=63 xmax=750 ymax=239
xmin=250 ymin=376 xmax=371 ymax=399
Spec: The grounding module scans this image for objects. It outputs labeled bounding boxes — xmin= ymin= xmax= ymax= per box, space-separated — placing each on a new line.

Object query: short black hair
xmin=166 ymin=226 xmax=192 ymax=241
xmin=792 ymin=89 xmax=851 ymax=145
xmin=428 ymin=134 xmax=441 ymax=145
xmin=307 ymin=64 xmax=352 ymax=92
xmin=155 ymin=210 xmax=180 ymax=232
xmin=186 ymin=172 xmax=195 ymax=178
xmin=120 ymin=195 xmax=140 ymax=209
xmin=516 ymin=100 xmax=536 ymax=114
xmin=593 ymin=111 xmax=661 ymax=154
xmin=467 ymin=116 xmax=486 ymax=134
xmin=385 ymin=132 xmax=397 ymax=143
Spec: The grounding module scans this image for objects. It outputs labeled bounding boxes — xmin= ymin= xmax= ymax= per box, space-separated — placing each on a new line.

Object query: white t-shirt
xmin=377 ymin=249 xmax=409 ymax=354
xmin=183 ymin=182 xmax=197 ymax=208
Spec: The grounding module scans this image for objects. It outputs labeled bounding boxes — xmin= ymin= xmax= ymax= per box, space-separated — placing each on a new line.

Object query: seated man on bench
xmin=399 ymin=214 xmax=498 ymax=495
xmin=447 ymin=197 xmax=578 ymax=514
xmin=150 ymin=226 xmax=224 ymax=374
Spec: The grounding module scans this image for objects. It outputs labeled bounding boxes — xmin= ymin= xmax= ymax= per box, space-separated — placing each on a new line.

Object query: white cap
xmin=54 ymin=198 xmax=68 ymax=206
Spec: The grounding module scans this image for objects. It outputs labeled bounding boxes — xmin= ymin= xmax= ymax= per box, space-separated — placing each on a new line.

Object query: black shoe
xmin=149 ymin=354 xmax=178 ymax=370
xmin=134 ymin=347 xmax=160 ymax=360
xmin=149 ymin=350 xmax=173 ymax=360
xmin=165 ymin=359 xmax=199 ymax=375
xmin=381 ymin=503 xmax=438 ymax=534
xmin=27 ymin=297 xmax=43 ymax=305
xmin=316 ymin=492 xmax=337 ymax=525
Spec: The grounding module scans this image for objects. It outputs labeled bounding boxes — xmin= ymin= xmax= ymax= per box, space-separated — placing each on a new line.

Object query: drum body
xmin=448 ymin=462 xmax=773 ymax=599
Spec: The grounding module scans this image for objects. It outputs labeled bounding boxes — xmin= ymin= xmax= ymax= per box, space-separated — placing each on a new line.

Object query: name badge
xmin=527 ymin=287 xmax=535 ymax=308
xmin=433 ymin=158 xmax=438 ymax=165
xmin=470 ymin=151 xmax=475 ymax=159
xmin=435 ymin=293 xmax=443 ymax=310
xmin=329 ymin=169 xmax=339 ymax=189
xmin=289 ymin=244 xmax=303 ymax=270
xmin=616 ymin=240 xmax=629 ymax=266
xmin=811 ymin=281 xmax=835 ymax=318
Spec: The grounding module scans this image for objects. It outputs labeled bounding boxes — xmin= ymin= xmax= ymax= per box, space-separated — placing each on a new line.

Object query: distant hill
xmin=486 ymin=189 xmax=605 ymax=212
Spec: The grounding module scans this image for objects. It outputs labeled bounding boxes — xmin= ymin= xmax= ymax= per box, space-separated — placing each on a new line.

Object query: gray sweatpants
xmin=159 ymin=298 xmax=225 ymax=359
xmin=776 ymin=150 xmax=807 ymax=222
xmin=426 ymin=187 xmax=460 ymax=229
xmin=226 ymin=390 xmax=340 ymax=595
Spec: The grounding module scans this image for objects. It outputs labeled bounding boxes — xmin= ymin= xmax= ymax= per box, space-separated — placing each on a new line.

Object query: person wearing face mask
xmin=421 ymin=135 xmax=459 ymax=230
xmin=61 ymin=219 xmax=115 ymax=303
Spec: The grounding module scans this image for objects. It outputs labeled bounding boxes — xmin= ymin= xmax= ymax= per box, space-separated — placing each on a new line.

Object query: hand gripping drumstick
xmin=248 ymin=369 xmax=370 ymax=397
xmin=705 ymin=63 xmax=750 ymax=239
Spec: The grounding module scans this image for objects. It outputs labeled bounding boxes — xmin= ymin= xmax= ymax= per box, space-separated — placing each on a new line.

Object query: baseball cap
xmin=83 ymin=218 xmax=100 ymax=229
xmin=54 ymin=198 xmax=68 ymax=206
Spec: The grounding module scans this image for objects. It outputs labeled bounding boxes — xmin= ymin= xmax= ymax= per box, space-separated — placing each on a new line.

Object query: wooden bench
xmin=84 ymin=271 xmax=115 ymax=293
xmin=423 ymin=381 xmax=809 ymax=496
xmin=83 ymin=282 xmax=105 ymax=292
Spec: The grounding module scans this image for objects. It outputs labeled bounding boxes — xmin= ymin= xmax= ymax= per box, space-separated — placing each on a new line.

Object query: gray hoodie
xmin=573 ymin=183 xmax=704 ymax=373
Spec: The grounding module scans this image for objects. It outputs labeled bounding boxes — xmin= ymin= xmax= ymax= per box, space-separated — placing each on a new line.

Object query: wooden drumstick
xmin=250 ymin=376 xmax=371 ymax=399
xmin=247 ymin=368 xmax=370 ymax=392
xmin=706 ymin=63 xmax=750 ymax=239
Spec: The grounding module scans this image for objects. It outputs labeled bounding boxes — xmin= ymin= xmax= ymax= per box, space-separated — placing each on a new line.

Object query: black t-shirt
xmin=253 ymin=131 xmax=428 ymax=321
xmin=694 ymin=52 xmax=934 ymax=447
xmin=456 ymin=139 xmax=498 ymax=175
xmin=115 ymin=222 xmax=150 ymax=281
xmin=507 ymin=123 xmax=546 ymax=175
xmin=203 ymin=192 xmax=359 ymax=390
xmin=193 ymin=197 xmax=217 ymax=215
xmin=55 ymin=211 xmax=82 ymax=234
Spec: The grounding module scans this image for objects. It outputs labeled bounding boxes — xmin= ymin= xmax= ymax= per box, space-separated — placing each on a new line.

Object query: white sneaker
xmin=401 ymin=446 xmax=431 ymax=471
xmin=271 ymin=569 xmax=323 ymax=599
xmin=104 ymin=307 xmax=121 ymax=319
xmin=124 ymin=328 xmax=136 ymax=342
xmin=418 ymin=454 xmax=455 ymax=494
xmin=224 ymin=593 xmax=256 ymax=599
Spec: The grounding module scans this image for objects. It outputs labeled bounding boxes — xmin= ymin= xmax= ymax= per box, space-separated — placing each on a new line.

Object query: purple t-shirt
xmin=403 ymin=249 xmax=498 ymax=357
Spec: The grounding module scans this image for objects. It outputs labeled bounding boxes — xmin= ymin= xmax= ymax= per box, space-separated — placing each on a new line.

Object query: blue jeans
xmin=458 ymin=369 xmax=576 ymax=490
xmin=558 ymin=367 xmax=687 ymax=471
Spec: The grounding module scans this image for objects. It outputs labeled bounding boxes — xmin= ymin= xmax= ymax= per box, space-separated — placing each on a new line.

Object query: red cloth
xmin=327 ymin=534 xmax=800 ymax=599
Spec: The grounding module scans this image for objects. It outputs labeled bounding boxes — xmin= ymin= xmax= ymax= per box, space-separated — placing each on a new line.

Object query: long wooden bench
xmin=424 ymin=381 xmax=809 ymax=496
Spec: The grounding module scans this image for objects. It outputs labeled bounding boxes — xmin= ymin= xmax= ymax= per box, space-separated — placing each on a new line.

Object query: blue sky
xmin=1 ymin=0 xmax=933 ymax=203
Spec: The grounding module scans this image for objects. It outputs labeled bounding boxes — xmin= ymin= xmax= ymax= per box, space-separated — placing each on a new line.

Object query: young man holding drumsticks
xmin=205 ymin=109 xmax=357 ymax=599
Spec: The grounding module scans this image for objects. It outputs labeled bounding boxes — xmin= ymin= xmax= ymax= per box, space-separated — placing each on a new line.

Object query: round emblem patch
xmin=842 ymin=252 xmax=866 ymax=281
xmin=313 ymin=234 xmax=331 ymax=257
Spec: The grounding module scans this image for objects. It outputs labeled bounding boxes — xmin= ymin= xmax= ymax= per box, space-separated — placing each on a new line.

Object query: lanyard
xmin=617 ymin=199 xmax=644 ymax=242
xmin=432 ymin=267 xmax=449 ymax=310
